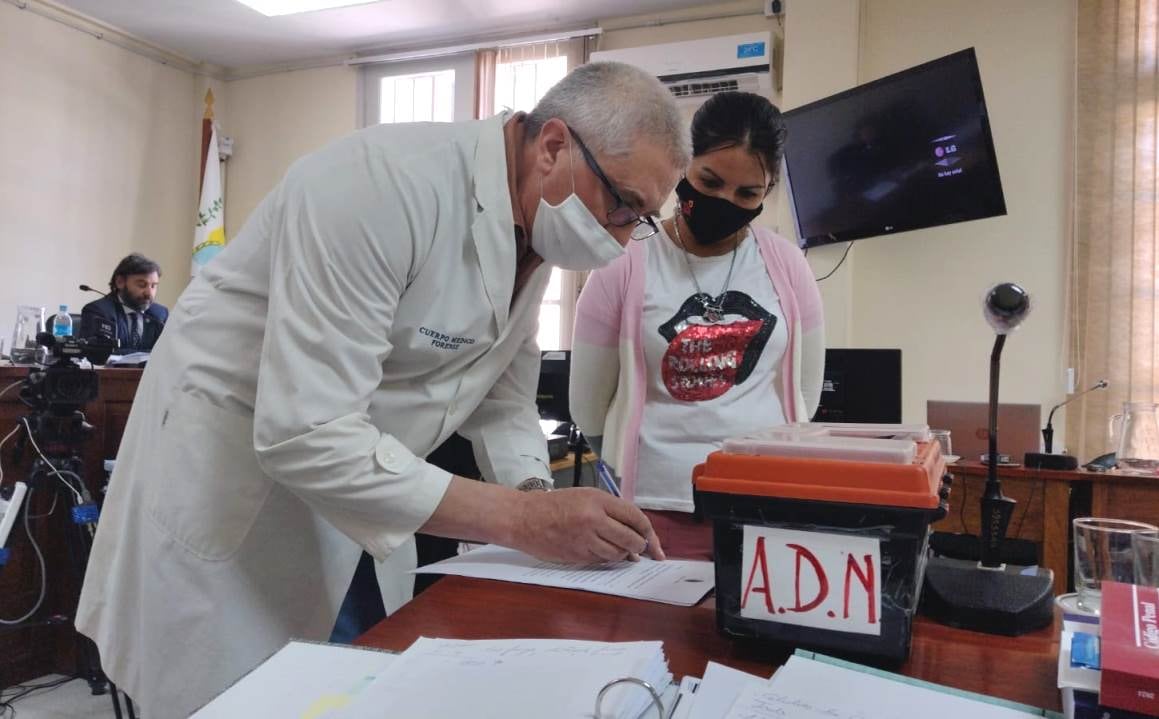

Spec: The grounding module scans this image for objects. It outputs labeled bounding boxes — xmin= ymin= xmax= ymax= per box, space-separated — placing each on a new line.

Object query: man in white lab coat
xmin=75 ymin=62 xmax=690 ymax=716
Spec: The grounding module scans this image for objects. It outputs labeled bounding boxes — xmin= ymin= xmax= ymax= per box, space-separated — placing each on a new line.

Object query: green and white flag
xmin=193 ymin=124 xmax=225 ymax=277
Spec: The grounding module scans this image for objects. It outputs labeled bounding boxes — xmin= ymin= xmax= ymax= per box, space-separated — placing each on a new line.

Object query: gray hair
xmin=525 ymin=61 xmax=690 ymax=171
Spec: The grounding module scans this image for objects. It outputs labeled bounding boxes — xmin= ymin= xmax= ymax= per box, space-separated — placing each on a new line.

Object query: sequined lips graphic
xmin=657 ymin=291 xmax=776 ymax=402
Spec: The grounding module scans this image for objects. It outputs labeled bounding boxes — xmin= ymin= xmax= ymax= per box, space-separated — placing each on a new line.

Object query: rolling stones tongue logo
xmin=657 ymin=291 xmax=776 ymax=402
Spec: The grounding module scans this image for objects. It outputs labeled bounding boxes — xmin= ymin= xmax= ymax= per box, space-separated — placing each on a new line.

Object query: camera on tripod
xmin=16 ymin=332 xmax=115 ymax=445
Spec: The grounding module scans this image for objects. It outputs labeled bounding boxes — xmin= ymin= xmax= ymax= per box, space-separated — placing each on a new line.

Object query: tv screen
xmin=783 ymin=48 xmax=1006 ymax=249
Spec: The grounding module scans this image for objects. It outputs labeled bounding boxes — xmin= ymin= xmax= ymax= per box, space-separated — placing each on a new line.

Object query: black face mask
xmin=675 ymin=178 xmax=763 ymax=246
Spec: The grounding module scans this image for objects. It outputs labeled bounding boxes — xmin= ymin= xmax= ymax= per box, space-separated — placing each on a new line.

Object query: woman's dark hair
xmin=690 ymin=91 xmax=787 ymax=187
xmin=108 ymin=253 xmax=162 ymax=292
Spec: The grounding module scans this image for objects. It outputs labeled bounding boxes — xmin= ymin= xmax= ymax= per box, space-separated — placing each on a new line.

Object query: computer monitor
xmin=536 ymin=350 xmax=571 ymax=425
xmin=813 ymin=349 xmax=902 ymax=423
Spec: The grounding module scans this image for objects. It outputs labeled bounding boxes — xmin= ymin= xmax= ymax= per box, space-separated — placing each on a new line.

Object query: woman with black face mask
xmin=569 ymin=92 xmax=825 ymax=559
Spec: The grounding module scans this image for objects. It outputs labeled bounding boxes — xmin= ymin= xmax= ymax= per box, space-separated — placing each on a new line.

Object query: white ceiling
xmin=53 ymin=0 xmax=710 ymax=69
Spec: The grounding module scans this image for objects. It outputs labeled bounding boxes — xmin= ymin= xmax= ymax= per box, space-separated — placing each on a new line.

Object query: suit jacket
xmin=81 ymin=294 xmax=169 ymax=351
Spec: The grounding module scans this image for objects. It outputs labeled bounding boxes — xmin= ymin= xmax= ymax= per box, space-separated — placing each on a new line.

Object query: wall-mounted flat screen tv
xmin=783 ymin=48 xmax=1006 ymax=249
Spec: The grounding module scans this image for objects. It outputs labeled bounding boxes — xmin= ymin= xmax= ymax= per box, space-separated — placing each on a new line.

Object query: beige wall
xmin=851 ymin=0 xmax=1075 ymax=440
xmin=0 ymin=2 xmax=199 ymax=328
xmin=779 ymin=0 xmax=861 ymax=349
xmin=222 ymin=66 xmax=358 ymax=238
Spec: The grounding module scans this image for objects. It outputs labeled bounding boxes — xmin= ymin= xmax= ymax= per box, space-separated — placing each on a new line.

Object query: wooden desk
xmin=1090 ymin=470 xmax=1159 ymax=527
xmin=357 ymin=576 xmax=1062 ymax=711
xmin=0 ymin=365 xmax=141 ymax=685
xmin=936 ymin=460 xmax=1078 ymax=595
xmin=938 ymin=460 xmax=1159 ymax=595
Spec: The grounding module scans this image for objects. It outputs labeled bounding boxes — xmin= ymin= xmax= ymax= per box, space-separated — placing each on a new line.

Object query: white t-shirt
xmin=635 ymin=226 xmax=788 ymax=512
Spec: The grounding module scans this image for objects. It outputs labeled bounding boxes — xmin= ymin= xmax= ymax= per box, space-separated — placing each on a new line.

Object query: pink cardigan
xmin=569 ymin=226 xmax=825 ymax=498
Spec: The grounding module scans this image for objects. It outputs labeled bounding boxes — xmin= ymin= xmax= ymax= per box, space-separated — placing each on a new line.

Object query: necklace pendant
xmin=702 ymin=299 xmax=725 ymax=323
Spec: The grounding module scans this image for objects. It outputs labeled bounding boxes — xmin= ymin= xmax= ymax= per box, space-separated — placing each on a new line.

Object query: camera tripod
xmin=7 ymin=409 xmax=137 ymax=718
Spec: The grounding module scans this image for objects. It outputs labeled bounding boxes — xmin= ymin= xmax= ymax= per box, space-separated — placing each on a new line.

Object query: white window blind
xmin=492 ymin=43 xmax=578 ymax=351
xmin=377 ymin=69 xmax=456 ymax=124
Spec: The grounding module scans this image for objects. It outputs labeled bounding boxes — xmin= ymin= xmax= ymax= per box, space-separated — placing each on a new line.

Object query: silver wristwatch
xmin=515 ymin=477 xmax=553 ymax=492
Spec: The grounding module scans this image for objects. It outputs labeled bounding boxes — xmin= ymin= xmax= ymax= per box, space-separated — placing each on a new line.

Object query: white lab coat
xmin=75 ymin=114 xmax=552 ymax=717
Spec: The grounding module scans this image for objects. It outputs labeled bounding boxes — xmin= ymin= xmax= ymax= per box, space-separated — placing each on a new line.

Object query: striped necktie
xmin=128 ymin=312 xmax=141 ymax=349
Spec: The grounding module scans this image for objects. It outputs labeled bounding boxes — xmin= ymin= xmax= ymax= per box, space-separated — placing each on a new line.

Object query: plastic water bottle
xmin=53 ymin=304 xmax=72 ymax=338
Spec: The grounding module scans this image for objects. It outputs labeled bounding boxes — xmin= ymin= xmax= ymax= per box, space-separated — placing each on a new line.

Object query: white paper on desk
xmin=412 ymin=544 xmax=715 ymax=606
xmin=190 ymin=640 xmax=396 ymax=718
xmin=105 ymin=351 xmax=150 ymax=366
xmin=668 ymin=676 xmax=702 ymax=719
xmin=687 ymin=661 xmax=770 ymax=719
xmin=338 ymin=637 xmax=672 ymax=719
xmin=724 ymin=655 xmax=1043 ymax=719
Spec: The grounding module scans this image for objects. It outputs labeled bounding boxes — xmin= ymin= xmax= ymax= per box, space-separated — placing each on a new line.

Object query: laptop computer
xmin=925 ymin=400 xmax=1042 ymax=463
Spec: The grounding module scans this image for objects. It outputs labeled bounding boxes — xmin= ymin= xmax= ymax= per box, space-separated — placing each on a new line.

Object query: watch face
xmin=516 ymin=478 xmax=552 ymax=492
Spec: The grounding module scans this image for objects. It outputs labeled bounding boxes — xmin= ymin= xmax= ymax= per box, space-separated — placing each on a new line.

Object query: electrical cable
xmin=19 ymin=419 xmax=84 ymax=505
xmin=1013 ymin=479 xmax=1042 ymax=541
xmin=26 ymin=492 xmax=57 ymax=520
xmin=815 ymin=241 xmax=853 ymax=282
xmin=0 ymin=674 xmax=78 ymax=717
xmin=0 ymin=381 xmax=21 ymax=401
xmin=0 ymin=488 xmax=46 ymax=625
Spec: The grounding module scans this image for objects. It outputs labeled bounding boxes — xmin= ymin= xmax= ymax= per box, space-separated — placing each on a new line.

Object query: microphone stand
xmin=1043 ymin=380 xmax=1108 ymax=453
xmin=77 ymin=284 xmax=120 ymax=349
xmin=1025 ymin=380 xmax=1107 ymax=469
xmin=921 ymin=283 xmax=1054 ymax=635
xmin=979 ymin=335 xmax=1016 ymax=569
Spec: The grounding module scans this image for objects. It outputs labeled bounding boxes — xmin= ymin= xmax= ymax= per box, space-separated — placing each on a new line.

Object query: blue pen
xmin=596 ymin=459 xmax=651 ymax=556
xmin=594 ymin=459 xmax=622 ymax=497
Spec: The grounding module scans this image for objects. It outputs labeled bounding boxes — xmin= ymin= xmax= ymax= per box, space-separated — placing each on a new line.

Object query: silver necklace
xmin=672 ymin=216 xmax=737 ymax=323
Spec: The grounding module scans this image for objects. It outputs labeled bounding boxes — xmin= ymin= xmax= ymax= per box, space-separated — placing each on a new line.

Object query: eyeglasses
xmin=568 ymin=128 xmax=660 ymax=241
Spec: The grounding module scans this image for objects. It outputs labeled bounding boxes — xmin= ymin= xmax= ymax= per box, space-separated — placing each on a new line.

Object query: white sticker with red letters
xmin=739 ymin=525 xmax=882 ymax=636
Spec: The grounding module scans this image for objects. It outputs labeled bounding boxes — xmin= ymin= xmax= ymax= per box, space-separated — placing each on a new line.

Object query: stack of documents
xmin=340 ymin=637 xmax=671 ymax=719
xmin=192 ymin=641 xmax=398 ymax=717
xmin=413 ymin=544 xmax=715 ymax=606
xmin=198 ymin=638 xmax=673 ymax=719
xmin=721 ymin=654 xmax=1049 ymax=719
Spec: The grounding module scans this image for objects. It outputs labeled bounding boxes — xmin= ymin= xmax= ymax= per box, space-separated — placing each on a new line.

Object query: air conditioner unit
xmin=590 ymin=32 xmax=774 ymax=104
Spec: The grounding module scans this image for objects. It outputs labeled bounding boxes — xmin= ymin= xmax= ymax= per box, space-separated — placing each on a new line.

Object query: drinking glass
xmin=1073 ymin=517 xmax=1158 ymax=614
xmin=10 ymin=305 xmax=44 ymax=364
xmin=1134 ymin=532 xmax=1159 ymax=587
xmin=930 ymin=429 xmax=952 ymax=459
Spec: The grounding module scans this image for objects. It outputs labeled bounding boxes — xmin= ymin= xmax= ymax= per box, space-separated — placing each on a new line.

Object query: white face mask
xmin=530 ymin=143 xmax=626 ymax=271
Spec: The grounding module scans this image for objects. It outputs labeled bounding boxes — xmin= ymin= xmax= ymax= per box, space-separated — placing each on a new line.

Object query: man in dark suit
xmin=81 ymin=253 xmax=169 ymax=352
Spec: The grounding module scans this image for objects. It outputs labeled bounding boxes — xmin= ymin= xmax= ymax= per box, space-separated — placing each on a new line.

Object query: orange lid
xmin=693 ymin=440 xmax=944 ymax=509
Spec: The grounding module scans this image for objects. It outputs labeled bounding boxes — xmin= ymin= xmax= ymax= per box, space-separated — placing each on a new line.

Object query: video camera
xmin=18 ymin=333 xmax=115 ymax=413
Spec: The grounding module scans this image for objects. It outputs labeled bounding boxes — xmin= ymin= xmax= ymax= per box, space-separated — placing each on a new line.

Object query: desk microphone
xmin=77 ymin=284 xmax=119 ymax=347
xmin=1025 ymin=379 xmax=1110 ymax=472
xmin=921 ymin=282 xmax=1054 ymax=636
xmin=1043 ymin=379 xmax=1108 ymax=453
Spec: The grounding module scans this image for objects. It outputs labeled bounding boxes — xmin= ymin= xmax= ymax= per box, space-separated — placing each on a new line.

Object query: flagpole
xmin=199 ymin=89 xmax=214 ymax=192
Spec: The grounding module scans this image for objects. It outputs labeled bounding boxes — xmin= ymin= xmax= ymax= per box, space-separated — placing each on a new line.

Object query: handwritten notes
xmin=724 ymin=655 xmax=1043 ymax=719
xmin=739 ymin=526 xmax=881 ymax=635
xmin=413 ymin=544 xmax=715 ymax=606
